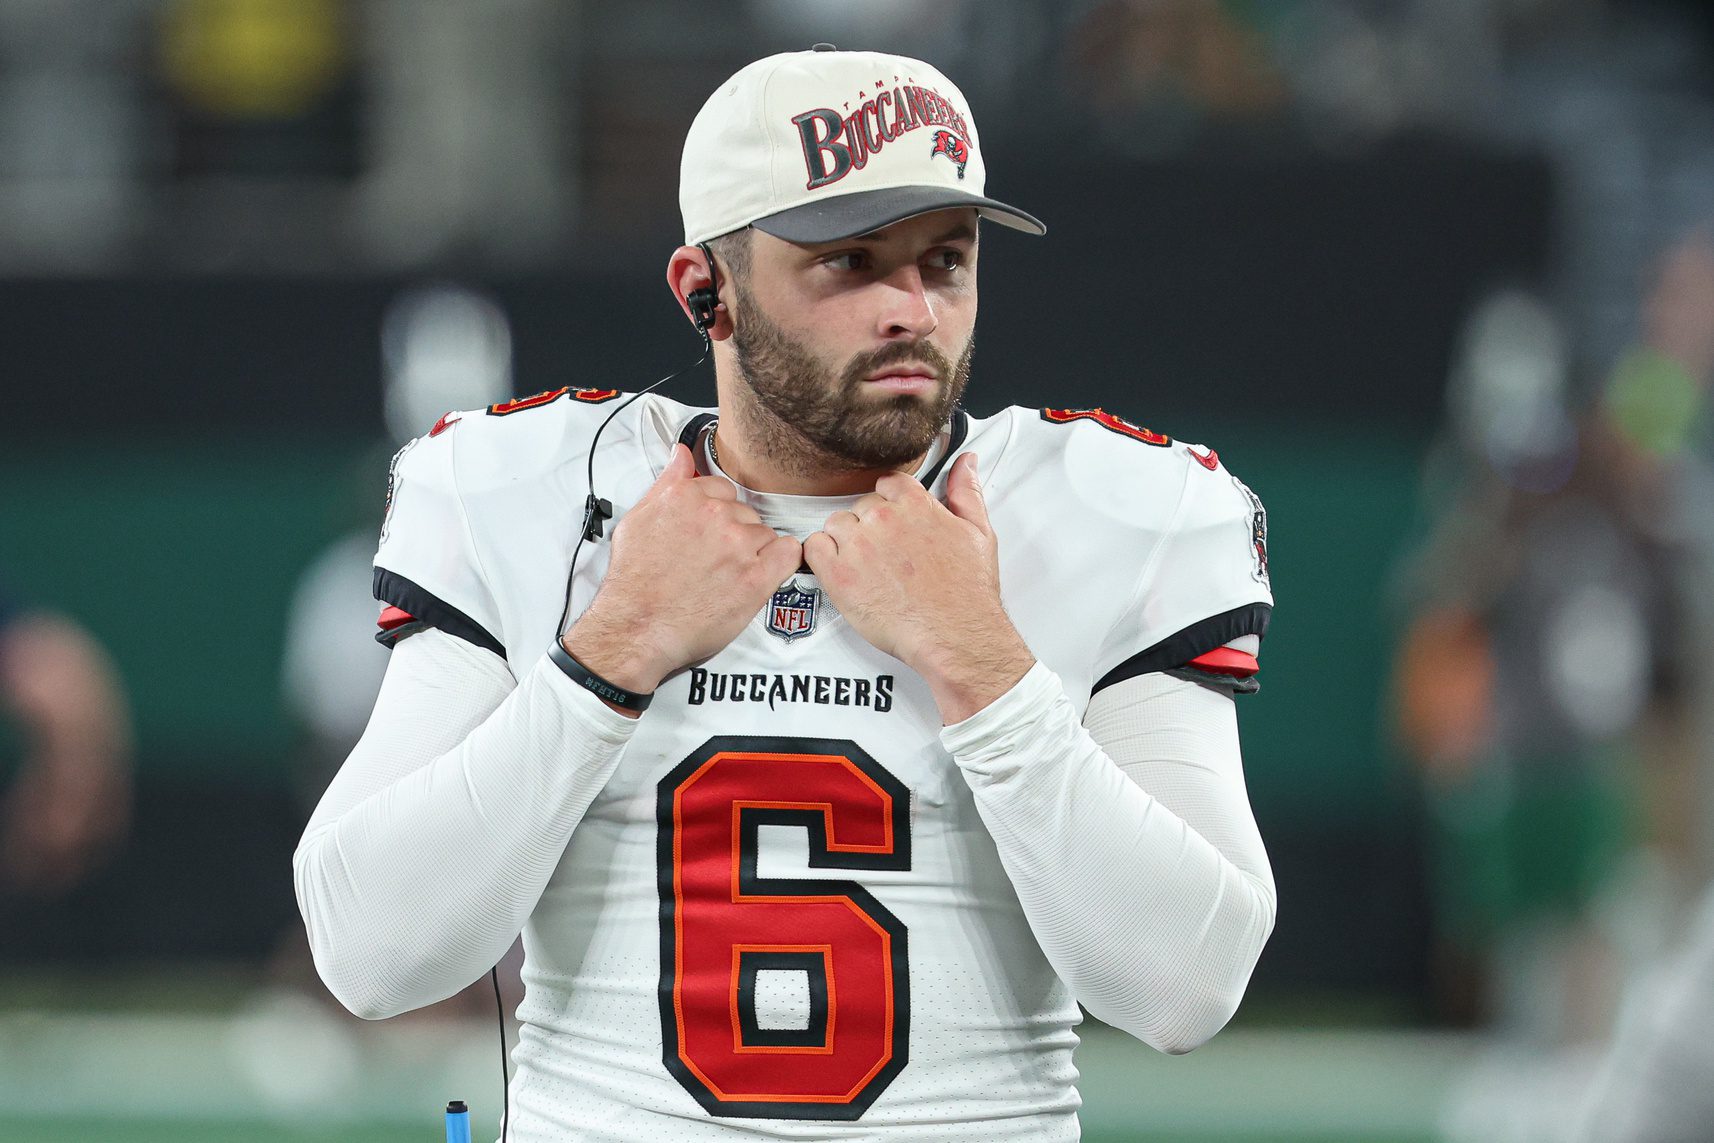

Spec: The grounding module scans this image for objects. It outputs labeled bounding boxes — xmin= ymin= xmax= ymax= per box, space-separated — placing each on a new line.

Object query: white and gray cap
xmin=679 ymin=45 xmax=1046 ymax=246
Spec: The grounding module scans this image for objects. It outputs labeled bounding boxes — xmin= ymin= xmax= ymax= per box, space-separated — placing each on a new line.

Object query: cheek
xmin=934 ymin=288 xmax=978 ymax=346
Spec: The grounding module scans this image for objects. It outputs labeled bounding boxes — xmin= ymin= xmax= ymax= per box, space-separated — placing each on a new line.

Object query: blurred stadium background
xmin=4 ymin=0 xmax=1714 ymax=1139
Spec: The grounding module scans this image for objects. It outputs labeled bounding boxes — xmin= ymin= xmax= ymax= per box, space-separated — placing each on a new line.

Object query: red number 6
xmin=656 ymin=736 xmax=911 ymax=1120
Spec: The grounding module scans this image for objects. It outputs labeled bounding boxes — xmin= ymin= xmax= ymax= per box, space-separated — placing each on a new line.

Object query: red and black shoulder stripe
xmin=487 ymin=387 xmax=621 ymax=417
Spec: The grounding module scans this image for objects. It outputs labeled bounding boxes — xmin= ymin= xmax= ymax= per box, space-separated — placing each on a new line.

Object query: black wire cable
xmin=492 ymin=965 xmax=510 ymax=1143
xmin=504 ymin=329 xmax=716 ymax=1142
xmin=554 ymin=336 xmax=713 ymax=636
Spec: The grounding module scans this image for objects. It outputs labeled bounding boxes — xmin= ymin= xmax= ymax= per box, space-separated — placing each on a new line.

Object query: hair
xmin=706 ymin=227 xmax=752 ymax=287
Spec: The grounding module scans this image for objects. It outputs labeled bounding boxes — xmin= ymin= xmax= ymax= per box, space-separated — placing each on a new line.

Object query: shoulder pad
xmin=417 ymin=387 xmax=636 ymax=495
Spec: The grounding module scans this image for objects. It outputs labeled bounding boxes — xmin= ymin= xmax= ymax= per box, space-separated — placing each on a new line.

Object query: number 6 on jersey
xmin=656 ymin=736 xmax=911 ymax=1119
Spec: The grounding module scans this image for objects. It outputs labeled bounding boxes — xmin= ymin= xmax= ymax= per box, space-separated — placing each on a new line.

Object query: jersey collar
xmin=674 ymin=406 xmax=970 ymax=493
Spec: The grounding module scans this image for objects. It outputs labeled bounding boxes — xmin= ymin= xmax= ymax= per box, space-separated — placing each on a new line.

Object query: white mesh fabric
xmin=941 ymin=662 xmax=1275 ymax=1053
xmin=293 ymin=628 xmax=640 ymax=1019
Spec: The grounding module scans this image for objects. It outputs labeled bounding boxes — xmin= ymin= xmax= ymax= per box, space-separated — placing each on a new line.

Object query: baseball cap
xmin=680 ymin=45 xmax=1046 ymax=246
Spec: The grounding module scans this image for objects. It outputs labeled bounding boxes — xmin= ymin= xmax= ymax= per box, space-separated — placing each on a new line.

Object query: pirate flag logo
xmin=1232 ymin=477 xmax=1270 ymax=588
xmin=930 ymin=130 xmax=969 ymax=179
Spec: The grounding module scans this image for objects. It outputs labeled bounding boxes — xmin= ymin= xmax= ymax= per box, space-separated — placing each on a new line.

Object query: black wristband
xmin=548 ymin=640 xmax=655 ymax=711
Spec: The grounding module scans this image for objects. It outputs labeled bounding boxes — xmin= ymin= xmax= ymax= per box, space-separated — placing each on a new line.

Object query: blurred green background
xmin=9 ymin=1 xmax=1714 ymax=1140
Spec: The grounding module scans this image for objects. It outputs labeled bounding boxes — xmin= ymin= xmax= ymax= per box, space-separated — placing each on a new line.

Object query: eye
xmin=927 ymin=248 xmax=965 ymax=272
xmin=824 ymin=251 xmax=869 ymax=272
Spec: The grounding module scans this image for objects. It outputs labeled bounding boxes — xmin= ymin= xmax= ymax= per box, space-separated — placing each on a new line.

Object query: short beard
xmin=728 ymin=279 xmax=972 ymax=475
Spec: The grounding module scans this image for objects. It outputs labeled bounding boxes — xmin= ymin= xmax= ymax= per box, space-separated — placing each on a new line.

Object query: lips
xmin=863 ymin=364 xmax=939 ymax=394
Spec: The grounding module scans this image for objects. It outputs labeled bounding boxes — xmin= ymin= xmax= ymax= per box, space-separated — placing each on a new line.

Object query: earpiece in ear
xmin=689 ymin=240 xmax=723 ymax=335
xmin=688 ymin=285 xmax=718 ymax=332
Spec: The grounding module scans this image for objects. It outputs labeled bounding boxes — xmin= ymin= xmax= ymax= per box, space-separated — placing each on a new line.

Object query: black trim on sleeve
xmin=379 ymin=619 xmax=429 ymax=645
xmin=372 ymin=567 xmax=505 ymax=658
xmin=1093 ymin=602 xmax=1271 ymax=696
xmin=1165 ymin=665 xmax=1260 ymax=697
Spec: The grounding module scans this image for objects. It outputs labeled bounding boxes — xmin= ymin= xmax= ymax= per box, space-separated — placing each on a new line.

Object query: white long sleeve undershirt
xmin=294 ymin=630 xmax=1274 ymax=1048
xmin=293 ymin=629 xmax=640 ymax=1019
xmin=943 ymin=660 xmax=1275 ymax=1053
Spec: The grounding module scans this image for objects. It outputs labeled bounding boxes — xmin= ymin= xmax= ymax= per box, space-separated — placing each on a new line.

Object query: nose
xmin=876 ymin=264 xmax=938 ymax=340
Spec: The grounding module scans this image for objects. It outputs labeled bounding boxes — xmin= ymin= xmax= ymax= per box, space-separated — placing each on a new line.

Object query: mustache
xmin=840 ymin=340 xmax=955 ymax=389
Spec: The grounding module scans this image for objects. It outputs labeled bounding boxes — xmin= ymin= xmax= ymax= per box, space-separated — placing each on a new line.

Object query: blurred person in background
xmin=1061 ymin=0 xmax=1289 ymax=152
xmin=1394 ymin=227 xmax=1714 ymax=1141
xmin=275 ymin=282 xmax=519 ymax=1014
xmin=1564 ymin=232 xmax=1714 ymax=1142
xmin=1572 ymin=877 xmax=1714 ymax=1140
xmin=281 ymin=283 xmax=516 ymax=803
xmin=0 ymin=584 xmax=132 ymax=898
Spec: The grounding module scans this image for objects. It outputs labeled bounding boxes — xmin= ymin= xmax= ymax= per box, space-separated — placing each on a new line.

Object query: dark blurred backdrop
xmin=4 ymin=0 xmax=1712 ymax=1036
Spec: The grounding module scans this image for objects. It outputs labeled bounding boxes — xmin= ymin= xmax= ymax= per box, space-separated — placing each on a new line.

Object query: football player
xmin=296 ymin=47 xmax=1276 ymax=1140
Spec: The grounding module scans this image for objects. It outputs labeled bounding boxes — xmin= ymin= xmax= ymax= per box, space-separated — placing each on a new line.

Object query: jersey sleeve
xmin=371 ymin=432 xmax=506 ymax=658
xmin=1092 ymin=454 xmax=1273 ymax=696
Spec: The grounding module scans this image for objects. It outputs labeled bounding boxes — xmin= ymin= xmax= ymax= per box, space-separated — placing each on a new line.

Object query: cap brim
xmin=751 ymin=185 xmax=1046 ymax=243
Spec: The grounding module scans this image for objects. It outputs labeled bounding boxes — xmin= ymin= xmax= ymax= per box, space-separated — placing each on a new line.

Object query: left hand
xmin=804 ymin=453 xmax=1035 ymax=721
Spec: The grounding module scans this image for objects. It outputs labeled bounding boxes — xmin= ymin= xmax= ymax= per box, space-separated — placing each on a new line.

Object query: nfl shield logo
xmin=767 ymin=582 xmax=819 ymax=643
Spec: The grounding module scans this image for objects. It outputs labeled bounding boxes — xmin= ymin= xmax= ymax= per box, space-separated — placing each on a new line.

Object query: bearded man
xmin=296 ymin=45 xmax=1276 ymax=1141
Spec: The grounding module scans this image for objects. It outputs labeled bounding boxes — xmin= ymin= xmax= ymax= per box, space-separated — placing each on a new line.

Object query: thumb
xmin=944 ymin=452 xmax=991 ymax=535
xmin=760 ymin=533 xmax=805 ymax=582
xmin=660 ymin=443 xmax=695 ymax=481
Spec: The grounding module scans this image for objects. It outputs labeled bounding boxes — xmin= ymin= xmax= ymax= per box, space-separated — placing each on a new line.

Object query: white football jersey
xmin=372 ymin=389 xmax=1272 ymax=1139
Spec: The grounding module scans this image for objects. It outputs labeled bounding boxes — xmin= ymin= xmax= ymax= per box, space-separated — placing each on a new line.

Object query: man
xmin=295 ymin=46 xmax=1275 ymax=1140
xmin=0 ymin=585 xmax=132 ymax=897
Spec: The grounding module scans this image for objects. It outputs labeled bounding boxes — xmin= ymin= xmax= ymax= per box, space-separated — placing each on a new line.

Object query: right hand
xmin=563 ymin=444 xmax=801 ymax=696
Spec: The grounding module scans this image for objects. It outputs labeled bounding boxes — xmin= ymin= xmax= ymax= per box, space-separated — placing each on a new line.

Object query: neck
xmin=710 ymin=396 xmax=933 ymax=496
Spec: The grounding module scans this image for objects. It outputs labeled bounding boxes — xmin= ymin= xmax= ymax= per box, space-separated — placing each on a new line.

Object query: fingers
xmin=944 ymin=452 xmax=991 ymax=536
xmin=848 ymin=492 xmax=889 ymax=521
xmin=872 ymin=472 xmax=925 ymax=502
xmin=822 ymin=509 xmax=860 ymax=540
xmin=659 ymin=450 xmax=736 ymax=505
xmin=803 ymin=530 xmax=837 ymax=573
xmin=692 ymin=475 xmax=738 ymax=502
xmin=655 ymin=444 xmax=737 ymax=499
xmin=758 ymin=533 xmax=805 ymax=582
xmin=660 ymin=442 xmax=695 ymax=480
xmin=735 ymin=519 xmax=784 ymax=554
xmin=709 ymin=498 xmax=761 ymax=528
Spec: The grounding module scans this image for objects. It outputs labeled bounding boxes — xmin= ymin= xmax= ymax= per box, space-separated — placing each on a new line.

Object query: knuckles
xmin=803 ymin=533 xmax=836 ymax=565
xmin=746 ymin=563 xmax=787 ymax=592
xmin=728 ymin=521 xmax=770 ymax=549
xmin=695 ymin=496 xmax=738 ymax=526
xmin=875 ymin=473 xmax=917 ymax=498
